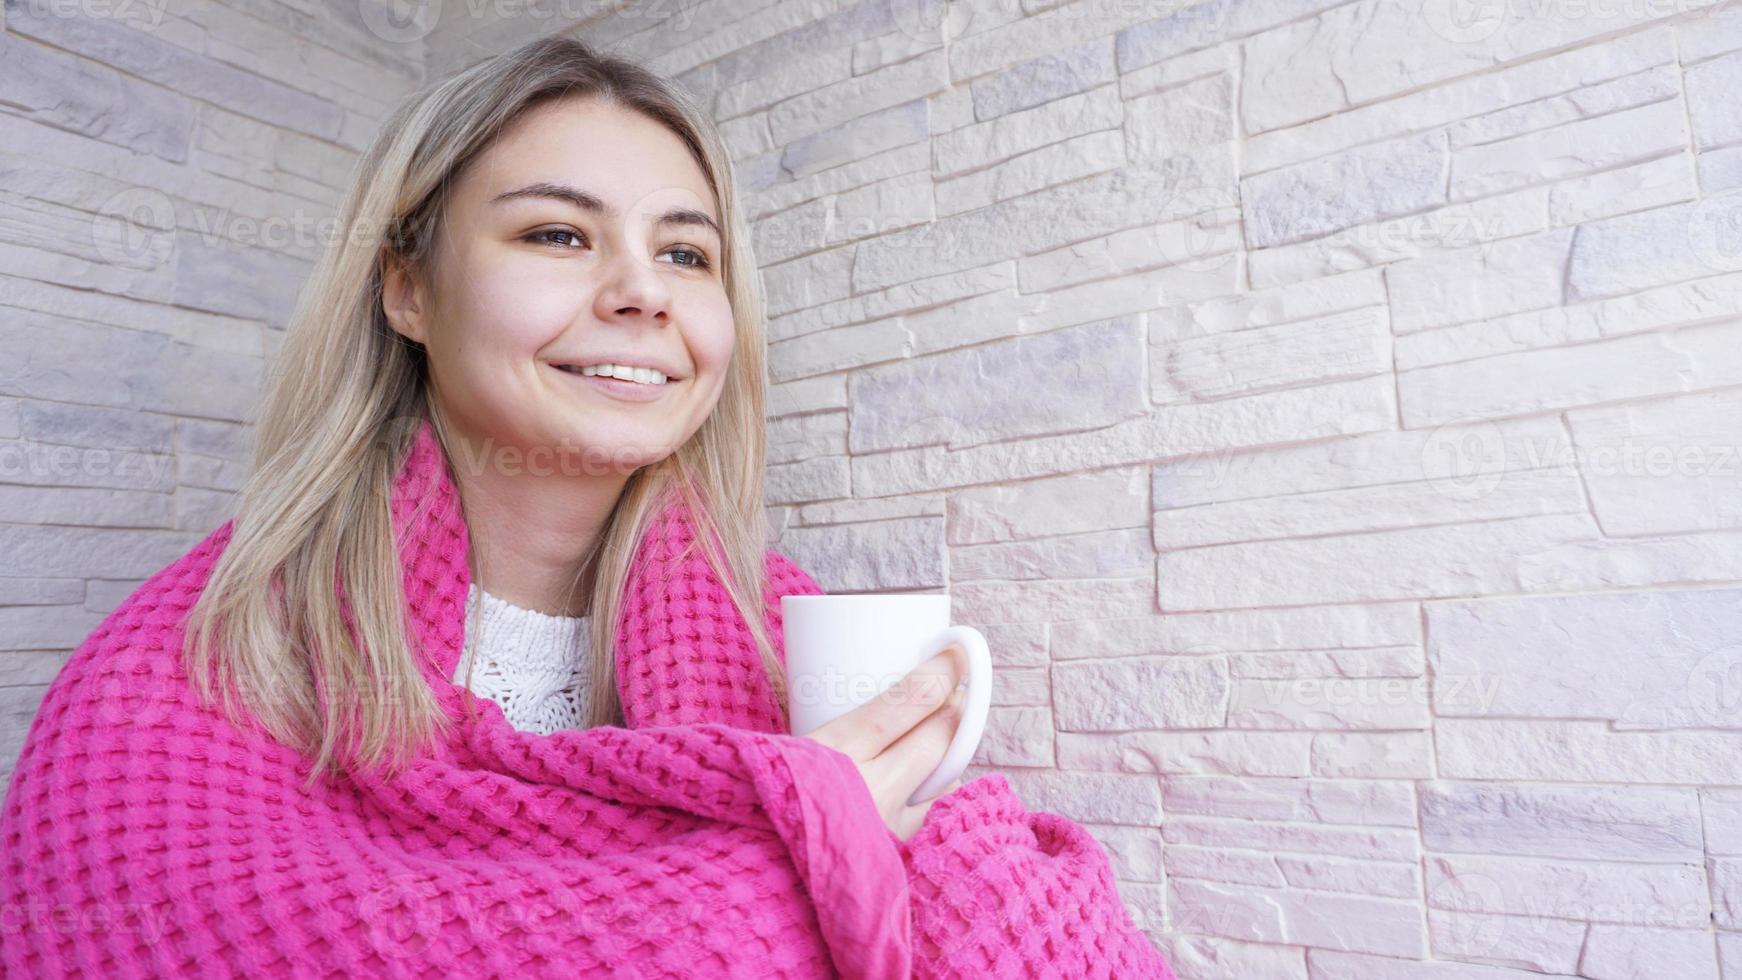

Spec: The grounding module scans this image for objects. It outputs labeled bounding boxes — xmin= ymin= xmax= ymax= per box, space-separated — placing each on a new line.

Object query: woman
xmin=0 ymin=33 xmax=1176 ymax=979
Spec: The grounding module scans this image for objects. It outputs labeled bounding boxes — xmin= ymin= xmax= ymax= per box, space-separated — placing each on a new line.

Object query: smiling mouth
xmin=550 ymin=362 xmax=679 ymax=402
xmin=551 ymin=364 xmax=674 ymax=386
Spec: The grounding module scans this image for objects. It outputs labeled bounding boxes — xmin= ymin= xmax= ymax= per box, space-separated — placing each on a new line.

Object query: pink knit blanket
xmin=1 ymin=419 xmax=1176 ymax=978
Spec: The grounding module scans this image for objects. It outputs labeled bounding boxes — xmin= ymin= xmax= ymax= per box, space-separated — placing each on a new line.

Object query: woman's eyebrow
xmin=492 ymin=181 xmax=721 ymax=238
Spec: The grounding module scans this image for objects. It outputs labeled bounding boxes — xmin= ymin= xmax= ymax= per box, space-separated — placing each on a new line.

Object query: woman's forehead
xmin=460 ymin=98 xmax=717 ymax=222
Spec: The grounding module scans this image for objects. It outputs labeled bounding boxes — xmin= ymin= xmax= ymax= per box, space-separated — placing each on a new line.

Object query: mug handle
xmin=905 ymin=625 xmax=992 ymax=807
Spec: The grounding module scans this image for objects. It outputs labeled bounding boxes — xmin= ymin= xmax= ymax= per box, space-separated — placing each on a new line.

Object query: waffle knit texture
xmin=0 ymin=417 xmax=1177 ymax=979
xmin=454 ymin=583 xmax=591 ymax=736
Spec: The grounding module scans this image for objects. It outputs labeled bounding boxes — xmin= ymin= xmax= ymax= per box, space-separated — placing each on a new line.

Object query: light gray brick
xmin=0 ymin=35 xmax=193 ymax=162
xmin=780 ymin=98 xmax=929 ymax=181
xmin=969 ymin=37 xmax=1114 ymax=120
xmin=5 ymin=2 xmax=344 ymax=140
xmin=846 ymin=317 xmax=1146 ymax=453
xmin=1242 ymin=132 xmax=1449 ymax=249
xmin=772 ymin=515 xmax=945 ymax=591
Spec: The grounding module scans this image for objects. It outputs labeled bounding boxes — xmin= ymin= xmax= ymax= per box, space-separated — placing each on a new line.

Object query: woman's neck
xmin=445 ymin=430 xmax=627 ymax=619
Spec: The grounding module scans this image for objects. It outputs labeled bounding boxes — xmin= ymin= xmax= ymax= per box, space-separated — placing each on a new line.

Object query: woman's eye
xmin=665 ymin=246 xmax=712 ymax=270
xmin=526 ymin=228 xmax=586 ymax=248
xmin=524 ymin=228 xmax=710 ymax=270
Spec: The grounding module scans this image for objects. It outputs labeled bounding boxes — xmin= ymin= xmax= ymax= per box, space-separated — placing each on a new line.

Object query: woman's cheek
xmin=467 ymin=269 xmax=586 ymax=347
xmin=689 ymin=293 xmax=738 ymax=375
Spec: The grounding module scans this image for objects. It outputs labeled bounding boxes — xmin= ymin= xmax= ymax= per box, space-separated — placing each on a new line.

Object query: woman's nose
xmin=594 ymin=247 xmax=672 ymax=322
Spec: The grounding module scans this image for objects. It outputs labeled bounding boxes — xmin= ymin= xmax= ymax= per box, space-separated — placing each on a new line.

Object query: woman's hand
xmin=800 ymin=645 xmax=970 ymax=843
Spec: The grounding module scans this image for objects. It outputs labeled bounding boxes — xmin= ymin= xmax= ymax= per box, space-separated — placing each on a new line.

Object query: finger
xmin=832 ymin=644 xmax=968 ymax=759
xmin=881 ymin=683 xmax=967 ymax=799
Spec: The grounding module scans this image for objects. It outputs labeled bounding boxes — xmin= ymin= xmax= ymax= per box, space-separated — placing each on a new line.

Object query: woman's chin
xmin=563 ymin=430 xmax=679 ymax=474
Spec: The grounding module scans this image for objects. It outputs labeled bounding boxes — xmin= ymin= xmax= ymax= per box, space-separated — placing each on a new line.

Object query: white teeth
xmin=572 ymin=363 xmax=667 ymax=385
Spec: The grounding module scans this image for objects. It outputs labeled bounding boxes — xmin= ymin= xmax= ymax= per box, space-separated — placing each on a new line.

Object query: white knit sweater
xmin=452 ymin=583 xmax=592 ymax=735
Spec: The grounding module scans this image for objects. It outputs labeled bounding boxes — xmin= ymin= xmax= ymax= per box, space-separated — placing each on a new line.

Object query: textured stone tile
xmin=0 ymin=34 xmax=193 ymax=161
xmin=1054 ymin=655 xmax=1229 ymax=731
xmin=1567 ymin=389 xmax=1742 ymax=535
xmin=845 ymin=317 xmax=1146 ymax=453
xmin=1421 ymin=782 xmax=1704 ymax=862
xmin=1242 ymin=133 xmax=1449 ymax=249
xmin=970 ymin=36 xmax=1114 ymax=120
xmin=1427 ymin=587 xmax=1742 ymax=729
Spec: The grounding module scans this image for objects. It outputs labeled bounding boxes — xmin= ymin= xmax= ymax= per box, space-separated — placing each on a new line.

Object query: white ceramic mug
xmin=781 ymin=593 xmax=993 ymax=806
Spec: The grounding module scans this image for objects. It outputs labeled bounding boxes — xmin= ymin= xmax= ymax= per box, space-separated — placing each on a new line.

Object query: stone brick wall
xmin=9 ymin=0 xmax=1742 ymax=975
xmin=0 ymin=1 xmax=423 ymax=775
xmin=440 ymin=1 xmax=1734 ymax=975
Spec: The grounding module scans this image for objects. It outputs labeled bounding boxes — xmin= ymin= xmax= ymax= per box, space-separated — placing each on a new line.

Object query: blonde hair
xmin=182 ymin=32 xmax=783 ymax=789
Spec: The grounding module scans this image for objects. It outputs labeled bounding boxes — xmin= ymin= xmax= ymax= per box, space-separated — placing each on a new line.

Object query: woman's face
xmin=384 ymin=95 xmax=735 ymax=474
